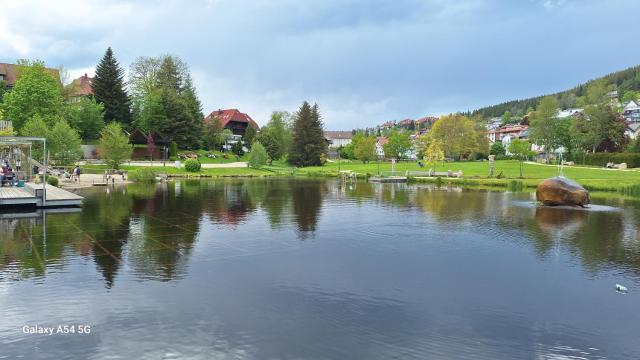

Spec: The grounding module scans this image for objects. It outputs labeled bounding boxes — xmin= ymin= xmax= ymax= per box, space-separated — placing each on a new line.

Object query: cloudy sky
xmin=0 ymin=0 xmax=637 ymax=129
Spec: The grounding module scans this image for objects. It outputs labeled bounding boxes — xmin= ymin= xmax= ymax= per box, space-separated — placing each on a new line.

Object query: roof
xmin=488 ymin=124 xmax=529 ymax=134
xmin=67 ymin=73 xmax=93 ymax=97
xmin=624 ymin=100 xmax=640 ymax=111
xmin=324 ymin=131 xmax=353 ymax=140
xmin=377 ymin=136 xmax=388 ymax=146
xmin=0 ymin=63 xmax=60 ymax=86
xmin=416 ymin=116 xmax=438 ymax=124
xmin=627 ymin=122 xmax=640 ymax=132
xmin=204 ymin=109 xmax=259 ymax=130
xmin=398 ymin=118 xmax=415 ymax=125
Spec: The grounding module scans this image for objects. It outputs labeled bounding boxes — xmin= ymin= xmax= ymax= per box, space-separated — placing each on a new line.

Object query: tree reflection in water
xmin=2 ymin=180 xmax=640 ymax=286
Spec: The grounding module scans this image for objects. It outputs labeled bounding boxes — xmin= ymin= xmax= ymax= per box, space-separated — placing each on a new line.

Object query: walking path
xmin=82 ymin=161 xmax=248 ymax=169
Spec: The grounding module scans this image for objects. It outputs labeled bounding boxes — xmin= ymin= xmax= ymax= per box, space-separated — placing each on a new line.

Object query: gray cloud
xmin=0 ymin=0 xmax=636 ymax=128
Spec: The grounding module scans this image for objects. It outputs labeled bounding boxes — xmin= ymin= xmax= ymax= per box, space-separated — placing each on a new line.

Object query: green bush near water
xmin=184 ymin=159 xmax=202 ymax=172
xmin=129 ymin=168 xmax=157 ymax=183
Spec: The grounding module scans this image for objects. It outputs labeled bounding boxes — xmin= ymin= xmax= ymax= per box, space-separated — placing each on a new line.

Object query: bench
xmin=406 ymin=169 xmax=463 ymax=178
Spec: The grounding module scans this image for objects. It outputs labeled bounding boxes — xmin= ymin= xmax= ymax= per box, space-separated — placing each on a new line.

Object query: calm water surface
xmin=1 ymin=179 xmax=640 ymax=359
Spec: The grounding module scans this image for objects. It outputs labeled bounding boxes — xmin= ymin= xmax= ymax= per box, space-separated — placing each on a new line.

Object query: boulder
xmin=536 ymin=177 xmax=590 ymax=207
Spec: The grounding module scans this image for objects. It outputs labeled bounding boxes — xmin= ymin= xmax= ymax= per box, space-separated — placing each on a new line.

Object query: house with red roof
xmin=66 ymin=73 xmax=93 ymax=102
xmin=204 ymin=109 xmax=260 ymax=136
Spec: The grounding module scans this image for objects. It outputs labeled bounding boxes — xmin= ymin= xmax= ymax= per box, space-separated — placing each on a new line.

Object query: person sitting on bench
xmin=1 ymin=166 xmax=14 ymax=187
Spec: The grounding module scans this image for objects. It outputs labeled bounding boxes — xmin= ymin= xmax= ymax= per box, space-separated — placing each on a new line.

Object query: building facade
xmin=324 ymin=131 xmax=353 ymax=149
xmin=203 ymin=109 xmax=260 ymax=136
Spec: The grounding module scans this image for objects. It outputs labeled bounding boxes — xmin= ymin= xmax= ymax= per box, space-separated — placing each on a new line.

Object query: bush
xmin=495 ymin=154 xmax=513 ymax=160
xmin=129 ymin=168 xmax=157 ymax=183
xmin=184 ymin=158 xmax=201 ymax=172
xmin=248 ymin=141 xmax=268 ymax=168
xmin=567 ymin=152 xmax=640 ymax=168
xmin=46 ymin=176 xmax=59 ymax=187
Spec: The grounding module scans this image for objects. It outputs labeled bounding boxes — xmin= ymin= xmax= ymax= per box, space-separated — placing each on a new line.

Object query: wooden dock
xmin=0 ymin=183 xmax=83 ymax=208
xmin=369 ymin=176 xmax=408 ymax=183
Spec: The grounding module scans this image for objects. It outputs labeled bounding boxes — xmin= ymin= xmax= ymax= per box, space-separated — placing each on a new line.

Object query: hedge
xmin=567 ymin=152 xmax=640 ymax=168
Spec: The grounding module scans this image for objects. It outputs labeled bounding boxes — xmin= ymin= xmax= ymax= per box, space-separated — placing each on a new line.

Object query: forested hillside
xmin=472 ymin=65 xmax=640 ymax=118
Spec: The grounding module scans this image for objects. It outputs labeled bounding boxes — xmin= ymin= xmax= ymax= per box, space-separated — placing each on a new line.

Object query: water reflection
xmin=2 ymin=180 xmax=640 ymax=358
xmin=2 ymin=180 xmax=640 ymax=286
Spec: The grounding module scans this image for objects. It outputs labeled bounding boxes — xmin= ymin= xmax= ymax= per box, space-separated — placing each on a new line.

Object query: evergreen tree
xmin=93 ymin=47 xmax=131 ymax=125
xmin=181 ymin=76 xmax=203 ymax=148
xmin=288 ymin=102 xmax=327 ymax=166
xmin=243 ymin=125 xmax=257 ymax=150
xmin=159 ymin=89 xmax=192 ymax=148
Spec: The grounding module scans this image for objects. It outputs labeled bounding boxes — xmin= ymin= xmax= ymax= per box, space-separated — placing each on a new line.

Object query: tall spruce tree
xmin=181 ymin=76 xmax=204 ymax=148
xmin=288 ymin=101 xmax=327 ymax=166
xmin=93 ymin=47 xmax=131 ymax=125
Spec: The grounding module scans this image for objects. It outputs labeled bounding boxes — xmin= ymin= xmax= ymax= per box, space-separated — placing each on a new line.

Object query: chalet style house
xmin=204 ymin=109 xmax=260 ymax=136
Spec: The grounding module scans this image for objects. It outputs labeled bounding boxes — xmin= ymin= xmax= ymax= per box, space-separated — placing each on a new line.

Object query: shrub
xmin=567 ymin=152 xmax=640 ymax=168
xmin=184 ymin=158 xmax=201 ymax=172
xmin=46 ymin=176 xmax=59 ymax=187
xmin=248 ymin=141 xmax=268 ymax=168
xmin=129 ymin=168 xmax=157 ymax=183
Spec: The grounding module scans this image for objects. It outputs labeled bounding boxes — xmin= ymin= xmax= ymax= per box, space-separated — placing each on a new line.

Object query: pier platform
xmin=0 ymin=183 xmax=83 ymax=208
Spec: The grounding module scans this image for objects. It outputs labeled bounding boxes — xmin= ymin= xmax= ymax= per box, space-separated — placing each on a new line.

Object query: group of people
xmin=0 ymin=159 xmax=20 ymax=187
xmin=63 ymin=166 xmax=82 ymax=183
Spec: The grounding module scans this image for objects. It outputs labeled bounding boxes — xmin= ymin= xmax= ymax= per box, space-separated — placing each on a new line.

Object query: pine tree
xmin=93 ymin=47 xmax=131 ymax=125
xmin=288 ymin=101 xmax=327 ymax=166
xmin=181 ymin=76 xmax=203 ymax=148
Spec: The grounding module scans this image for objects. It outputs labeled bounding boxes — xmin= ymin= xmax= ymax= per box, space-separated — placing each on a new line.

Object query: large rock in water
xmin=536 ymin=177 xmax=590 ymax=207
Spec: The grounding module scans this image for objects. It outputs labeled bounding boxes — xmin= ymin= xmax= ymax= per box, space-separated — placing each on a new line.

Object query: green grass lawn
xmin=289 ymin=160 xmax=640 ymax=193
xmin=81 ymin=159 xmax=640 ymax=195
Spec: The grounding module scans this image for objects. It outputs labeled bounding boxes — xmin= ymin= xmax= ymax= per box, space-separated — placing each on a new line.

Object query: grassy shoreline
xmin=79 ymin=160 xmax=640 ymax=196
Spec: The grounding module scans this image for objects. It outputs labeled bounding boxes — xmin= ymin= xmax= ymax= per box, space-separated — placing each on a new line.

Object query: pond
xmin=1 ymin=179 xmax=640 ymax=359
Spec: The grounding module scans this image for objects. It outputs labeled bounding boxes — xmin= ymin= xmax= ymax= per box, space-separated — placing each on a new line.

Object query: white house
xmin=625 ymin=122 xmax=640 ymax=140
xmin=324 ymin=131 xmax=353 ymax=149
xmin=375 ymin=136 xmax=388 ymax=157
xmin=557 ymin=108 xmax=583 ymax=118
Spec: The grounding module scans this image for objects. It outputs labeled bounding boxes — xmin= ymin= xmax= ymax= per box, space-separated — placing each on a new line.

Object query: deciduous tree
xmin=98 ymin=122 xmax=132 ymax=169
xmin=383 ymin=130 xmax=411 ymax=159
xmin=508 ymin=139 xmax=532 ymax=178
xmin=248 ymin=141 xmax=268 ymax=168
xmin=427 ymin=114 xmax=481 ymax=159
xmin=352 ymin=134 xmax=377 ymax=163
xmin=65 ymin=97 xmax=105 ymax=141
xmin=2 ymin=60 xmax=64 ymax=131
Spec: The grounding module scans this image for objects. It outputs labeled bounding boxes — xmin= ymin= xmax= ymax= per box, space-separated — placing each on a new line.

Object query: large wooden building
xmin=203 ymin=109 xmax=260 ymax=136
